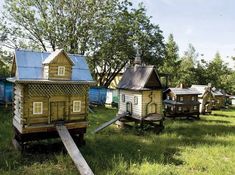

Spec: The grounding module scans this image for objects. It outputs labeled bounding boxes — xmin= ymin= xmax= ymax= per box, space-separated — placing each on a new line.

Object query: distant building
xmin=163 ymin=85 xmax=201 ymax=118
xmin=191 ymin=84 xmax=213 ymax=114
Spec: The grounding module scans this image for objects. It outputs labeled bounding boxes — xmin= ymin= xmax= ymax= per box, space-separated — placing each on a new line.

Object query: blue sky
xmin=132 ymin=0 xmax=235 ymax=67
xmin=1 ymin=0 xmax=234 ymax=67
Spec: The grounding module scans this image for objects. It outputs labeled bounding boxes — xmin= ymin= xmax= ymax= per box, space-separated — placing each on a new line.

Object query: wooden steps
xmin=56 ymin=125 xmax=94 ymax=175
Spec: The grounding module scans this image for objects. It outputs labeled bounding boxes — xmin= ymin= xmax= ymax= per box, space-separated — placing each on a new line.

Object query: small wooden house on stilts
xmin=211 ymin=88 xmax=225 ymax=109
xmin=191 ymin=84 xmax=213 ymax=114
xmin=116 ymin=52 xmax=164 ymax=130
xmin=94 ymin=51 xmax=164 ymax=133
xmin=8 ymin=49 xmax=95 ymax=146
xmin=163 ymin=84 xmax=201 ymax=119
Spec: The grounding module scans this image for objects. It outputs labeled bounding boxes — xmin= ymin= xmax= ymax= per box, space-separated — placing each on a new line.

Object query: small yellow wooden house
xmin=211 ymin=88 xmax=225 ymax=109
xmin=117 ymin=54 xmax=163 ymax=121
xmin=8 ymin=49 xmax=95 ymax=144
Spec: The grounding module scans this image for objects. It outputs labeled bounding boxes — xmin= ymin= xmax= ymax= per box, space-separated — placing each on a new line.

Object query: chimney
xmin=134 ymin=47 xmax=141 ymax=71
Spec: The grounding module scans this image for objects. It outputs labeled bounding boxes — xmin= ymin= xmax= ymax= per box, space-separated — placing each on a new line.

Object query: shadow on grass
xmin=211 ymin=113 xmax=235 ymax=118
xmin=81 ymin=130 xmax=231 ymax=174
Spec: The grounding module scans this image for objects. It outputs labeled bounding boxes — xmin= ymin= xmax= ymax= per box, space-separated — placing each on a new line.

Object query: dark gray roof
xmin=11 ymin=49 xmax=94 ymax=82
xmin=164 ymin=99 xmax=201 ymax=105
xmin=212 ymin=90 xmax=223 ymax=96
xmin=117 ymin=65 xmax=162 ymax=90
xmin=165 ymin=88 xmax=201 ymax=95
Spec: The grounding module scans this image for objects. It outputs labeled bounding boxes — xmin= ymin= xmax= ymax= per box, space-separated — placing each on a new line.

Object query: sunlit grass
xmin=0 ymin=106 xmax=235 ymax=174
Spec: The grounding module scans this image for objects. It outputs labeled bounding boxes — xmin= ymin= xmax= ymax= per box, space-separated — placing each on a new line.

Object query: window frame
xmin=58 ymin=66 xmax=65 ymax=76
xmin=192 ymin=96 xmax=195 ymax=101
xmin=122 ymin=94 xmax=125 ymax=102
xmin=73 ymin=100 xmax=81 ymax=113
xmin=180 ymin=96 xmax=184 ymax=101
xmin=33 ymin=102 xmax=43 ymax=115
xmin=134 ymin=96 xmax=138 ymax=105
xmin=178 ymin=106 xmax=182 ymax=111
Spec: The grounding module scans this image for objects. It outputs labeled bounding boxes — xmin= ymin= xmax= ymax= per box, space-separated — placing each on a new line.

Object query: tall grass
xmin=0 ymin=106 xmax=235 ymax=175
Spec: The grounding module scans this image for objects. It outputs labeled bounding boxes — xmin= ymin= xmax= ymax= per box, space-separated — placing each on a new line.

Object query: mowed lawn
xmin=0 ymin=106 xmax=235 ymax=175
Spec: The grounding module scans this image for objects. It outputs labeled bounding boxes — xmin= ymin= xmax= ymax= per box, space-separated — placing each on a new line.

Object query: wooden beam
xmin=56 ymin=125 xmax=94 ymax=175
xmin=94 ymin=113 xmax=127 ymax=133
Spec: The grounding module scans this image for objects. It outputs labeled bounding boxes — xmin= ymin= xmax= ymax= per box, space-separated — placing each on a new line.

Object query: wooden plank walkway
xmin=56 ymin=125 xmax=94 ymax=175
xmin=94 ymin=113 xmax=128 ymax=133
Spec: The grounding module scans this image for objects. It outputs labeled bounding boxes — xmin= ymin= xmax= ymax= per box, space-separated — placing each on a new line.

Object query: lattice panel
xmin=28 ymin=84 xmax=88 ymax=97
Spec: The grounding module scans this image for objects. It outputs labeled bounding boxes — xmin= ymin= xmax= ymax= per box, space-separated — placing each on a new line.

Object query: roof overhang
xmin=7 ymin=77 xmax=96 ymax=85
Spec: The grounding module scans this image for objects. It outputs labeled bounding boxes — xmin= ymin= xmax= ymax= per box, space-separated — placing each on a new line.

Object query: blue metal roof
xmin=14 ymin=50 xmax=93 ymax=81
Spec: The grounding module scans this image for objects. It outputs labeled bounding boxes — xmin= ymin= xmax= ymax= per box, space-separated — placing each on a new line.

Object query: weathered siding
xmin=13 ymin=84 xmax=24 ymax=124
xmin=118 ymin=90 xmax=142 ymax=117
xmin=20 ymin=84 xmax=88 ymax=127
xmin=142 ymin=90 xmax=162 ymax=117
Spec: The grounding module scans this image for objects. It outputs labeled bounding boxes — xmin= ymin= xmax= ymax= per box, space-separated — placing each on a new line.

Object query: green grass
xmin=0 ymin=106 xmax=235 ymax=175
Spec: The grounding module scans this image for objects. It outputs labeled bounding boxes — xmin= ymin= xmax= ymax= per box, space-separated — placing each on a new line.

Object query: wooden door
xmin=126 ymin=102 xmax=132 ymax=114
xmin=148 ymin=103 xmax=157 ymax=114
xmin=50 ymin=101 xmax=65 ymax=122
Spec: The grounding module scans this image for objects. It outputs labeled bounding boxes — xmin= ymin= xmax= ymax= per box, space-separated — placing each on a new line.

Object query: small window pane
xmin=192 ymin=96 xmax=195 ymax=101
xmin=73 ymin=101 xmax=81 ymax=112
xmin=178 ymin=106 xmax=182 ymax=111
xmin=122 ymin=94 xmax=125 ymax=102
xmin=134 ymin=96 xmax=138 ymax=105
xmin=33 ymin=102 xmax=43 ymax=114
xmin=58 ymin=66 xmax=65 ymax=76
xmin=180 ymin=97 xmax=184 ymax=101
xmin=194 ymin=106 xmax=197 ymax=110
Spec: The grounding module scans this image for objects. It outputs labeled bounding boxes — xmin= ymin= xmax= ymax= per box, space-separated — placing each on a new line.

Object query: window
xmin=33 ymin=102 xmax=43 ymax=114
xmin=58 ymin=66 xmax=65 ymax=76
xmin=73 ymin=101 xmax=81 ymax=112
xmin=193 ymin=106 xmax=197 ymax=110
xmin=122 ymin=94 xmax=125 ymax=102
xmin=178 ymin=106 xmax=182 ymax=111
xmin=134 ymin=96 xmax=138 ymax=105
xmin=180 ymin=96 xmax=184 ymax=101
xmin=172 ymin=96 xmax=175 ymax=101
xmin=167 ymin=95 xmax=170 ymax=100
xmin=165 ymin=105 xmax=167 ymax=109
xmin=217 ymin=100 xmax=220 ymax=104
xmin=171 ymin=106 xmax=174 ymax=111
xmin=192 ymin=96 xmax=195 ymax=101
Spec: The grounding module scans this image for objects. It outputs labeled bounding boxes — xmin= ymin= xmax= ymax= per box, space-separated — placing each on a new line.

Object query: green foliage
xmin=175 ymin=44 xmax=198 ymax=86
xmin=0 ymin=106 xmax=235 ymax=174
xmin=0 ymin=49 xmax=11 ymax=77
xmin=1 ymin=0 xmax=165 ymax=87
xmin=159 ymin=34 xmax=180 ymax=86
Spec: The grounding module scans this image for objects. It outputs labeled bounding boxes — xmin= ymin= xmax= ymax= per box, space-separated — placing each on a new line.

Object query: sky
xmin=132 ymin=0 xmax=235 ymax=67
xmin=0 ymin=0 xmax=234 ymax=67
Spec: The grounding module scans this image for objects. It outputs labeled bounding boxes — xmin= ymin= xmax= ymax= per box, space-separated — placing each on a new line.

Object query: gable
xmin=43 ymin=49 xmax=74 ymax=66
xmin=144 ymin=70 xmax=162 ymax=89
xmin=49 ymin=52 xmax=73 ymax=65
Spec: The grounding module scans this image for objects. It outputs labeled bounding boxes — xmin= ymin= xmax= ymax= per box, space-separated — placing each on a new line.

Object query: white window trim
xmin=33 ymin=102 xmax=43 ymax=115
xmin=134 ymin=96 xmax=138 ymax=105
xmin=180 ymin=96 xmax=184 ymax=101
xmin=58 ymin=66 xmax=65 ymax=76
xmin=73 ymin=100 xmax=81 ymax=112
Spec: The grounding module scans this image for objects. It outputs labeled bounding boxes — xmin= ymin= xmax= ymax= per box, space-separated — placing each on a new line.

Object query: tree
xmin=176 ymin=44 xmax=197 ymax=86
xmin=159 ymin=34 xmax=180 ymax=86
xmin=1 ymin=0 xmax=165 ymax=87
